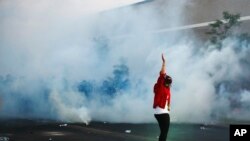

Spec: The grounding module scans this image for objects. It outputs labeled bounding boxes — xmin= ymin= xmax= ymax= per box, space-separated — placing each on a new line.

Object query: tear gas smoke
xmin=1 ymin=0 xmax=250 ymax=124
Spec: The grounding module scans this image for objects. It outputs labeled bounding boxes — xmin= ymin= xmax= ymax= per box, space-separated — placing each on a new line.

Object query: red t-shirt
xmin=153 ymin=73 xmax=171 ymax=109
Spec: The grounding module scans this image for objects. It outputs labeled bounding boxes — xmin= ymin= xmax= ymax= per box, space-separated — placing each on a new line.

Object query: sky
xmin=0 ymin=0 xmax=250 ymax=124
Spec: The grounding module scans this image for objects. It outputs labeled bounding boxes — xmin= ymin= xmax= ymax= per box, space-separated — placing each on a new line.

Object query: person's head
xmin=164 ymin=75 xmax=172 ymax=87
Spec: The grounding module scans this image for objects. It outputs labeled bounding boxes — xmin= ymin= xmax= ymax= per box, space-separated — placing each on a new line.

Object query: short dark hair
xmin=164 ymin=75 xmax=172 ymax=87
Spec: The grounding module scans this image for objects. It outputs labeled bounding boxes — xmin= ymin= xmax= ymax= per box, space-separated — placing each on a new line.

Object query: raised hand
xmin=162 ymin=53 xmax=165 ymax=63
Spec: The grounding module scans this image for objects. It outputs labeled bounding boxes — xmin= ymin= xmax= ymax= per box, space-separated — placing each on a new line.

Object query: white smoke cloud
xmin=49 ymin=87 xmax=91 ymax=124
xmin=1 ymin=0 xmax=250 ymax=124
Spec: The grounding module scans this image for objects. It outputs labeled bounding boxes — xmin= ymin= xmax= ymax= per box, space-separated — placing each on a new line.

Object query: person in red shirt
xmin=153 ymin=53 xmax=172 ymax=141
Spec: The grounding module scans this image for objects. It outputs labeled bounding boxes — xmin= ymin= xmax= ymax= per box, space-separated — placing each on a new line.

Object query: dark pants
xmin=154 ymin=113 xmax=170 ymax=141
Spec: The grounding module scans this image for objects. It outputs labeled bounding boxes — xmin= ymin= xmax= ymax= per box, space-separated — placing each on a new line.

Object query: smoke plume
xmin=0 ymin=0 xmax=250 ymax=124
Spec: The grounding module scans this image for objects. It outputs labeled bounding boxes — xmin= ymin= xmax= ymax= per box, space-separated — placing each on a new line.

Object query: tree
xmin=206 ymin=11 xmax=241 ymax=48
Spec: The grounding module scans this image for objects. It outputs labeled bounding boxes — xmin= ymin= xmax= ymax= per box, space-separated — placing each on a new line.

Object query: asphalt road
xmin=0 ymin=119 xmax=229 ymax=141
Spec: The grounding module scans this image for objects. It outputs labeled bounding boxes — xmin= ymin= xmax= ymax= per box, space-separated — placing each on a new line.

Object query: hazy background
xmin=0 ymin=0 xmax=250 ymax=124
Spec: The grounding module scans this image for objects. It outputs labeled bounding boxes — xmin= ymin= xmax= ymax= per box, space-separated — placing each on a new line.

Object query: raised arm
xmin=160 ymin=53 xmax=166 ymax=74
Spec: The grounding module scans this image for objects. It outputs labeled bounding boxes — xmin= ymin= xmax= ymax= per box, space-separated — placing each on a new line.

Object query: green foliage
xmin=206 ymin=11 xmax=244 ymax=48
